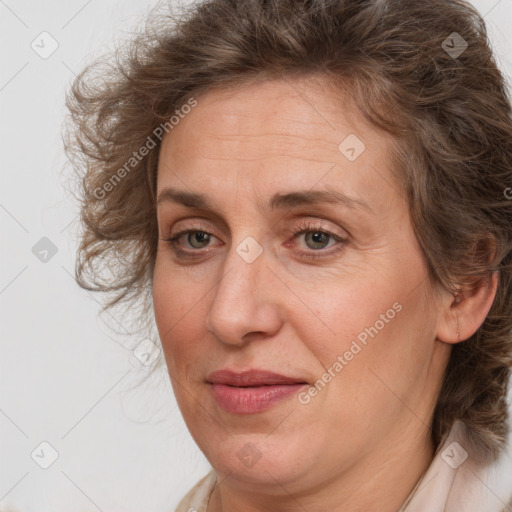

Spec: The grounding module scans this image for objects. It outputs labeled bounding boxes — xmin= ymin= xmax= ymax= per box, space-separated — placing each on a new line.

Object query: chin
xmin=199 ymin=430 xmax=323 ymax=490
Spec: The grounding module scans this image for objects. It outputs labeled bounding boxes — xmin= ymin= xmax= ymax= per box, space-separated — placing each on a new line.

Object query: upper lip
xmin=206 ymin=369 xmax=308 ymax=387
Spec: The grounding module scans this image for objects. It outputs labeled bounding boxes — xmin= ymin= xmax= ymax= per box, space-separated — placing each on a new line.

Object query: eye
xmin=161 ymin=222 xmax=221 ymax=260
xmin=302 ymin=231 xmax=333 ymax=250
xmin=178 ymin=231 xmax=211 ymax=249
xmin=163 ymin=230 xmax=217 ymax=249
xmin=161 ymin=220 xmax=347 ymax=261
xmin=285 ymin=220 xmax=347 ymax=260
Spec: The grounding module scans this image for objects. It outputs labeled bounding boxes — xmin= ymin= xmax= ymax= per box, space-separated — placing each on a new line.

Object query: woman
xmin=65 ymin=0 xmax=512 ymax=510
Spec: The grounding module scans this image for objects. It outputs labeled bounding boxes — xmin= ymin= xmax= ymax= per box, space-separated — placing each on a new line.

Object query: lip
xmin=206 ymin=369 xmax=308 ymax=414
xmin=207 ymin=369 xmax=307 ymax=387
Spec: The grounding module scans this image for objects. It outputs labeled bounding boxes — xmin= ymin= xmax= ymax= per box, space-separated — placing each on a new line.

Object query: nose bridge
xmin=206 ymin=235 xmax=282 ymax=344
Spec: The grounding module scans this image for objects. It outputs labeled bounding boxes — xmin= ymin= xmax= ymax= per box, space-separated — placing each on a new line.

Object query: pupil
xmin=190 ymin=232 xmax=209 ymax=248
xmin=307 ymin=231 xmax=328 ymax=249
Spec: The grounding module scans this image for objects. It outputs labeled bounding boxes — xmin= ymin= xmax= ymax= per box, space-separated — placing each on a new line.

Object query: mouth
xmin=206 ymin=369 xmax=309 ymax=414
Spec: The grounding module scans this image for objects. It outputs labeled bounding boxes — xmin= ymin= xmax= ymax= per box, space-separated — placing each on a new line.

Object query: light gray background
xmin=1 ymin=1 xmax=511 ymax=511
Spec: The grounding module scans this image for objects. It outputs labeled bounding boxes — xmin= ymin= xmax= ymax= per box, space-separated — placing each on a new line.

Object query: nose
xmin=205 ymin=240 xmax=283 ymax=347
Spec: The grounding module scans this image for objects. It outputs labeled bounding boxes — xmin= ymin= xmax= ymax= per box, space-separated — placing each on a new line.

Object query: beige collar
xmin=400 ymin=420 xmax=512 ymax=512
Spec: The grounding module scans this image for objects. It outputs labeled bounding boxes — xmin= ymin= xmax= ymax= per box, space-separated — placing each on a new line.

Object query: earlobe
xmin=437 ymin=271 xmax=498 ymax=345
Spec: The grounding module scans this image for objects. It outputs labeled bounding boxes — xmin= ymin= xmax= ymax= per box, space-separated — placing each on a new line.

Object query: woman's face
xmin=153 ymin=76 xmax=451 ymax=498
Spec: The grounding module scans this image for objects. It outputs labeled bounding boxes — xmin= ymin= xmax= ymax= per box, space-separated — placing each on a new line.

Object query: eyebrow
xmin=156 ymin=187 xmax=373 ymax=213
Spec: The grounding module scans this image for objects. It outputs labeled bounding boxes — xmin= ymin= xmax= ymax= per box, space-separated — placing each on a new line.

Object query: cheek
xmin=152 ymin=262 xmax=176 ymax=337
xmin=152 ymin=256 xmax=206 ymax=372
xmin=303 ymin=276 xmax=398 ymax=343
xmin=304 ymin=254 xmax=433 ymax=383
xmin=152 ymin=249 xmax=204 ymax=324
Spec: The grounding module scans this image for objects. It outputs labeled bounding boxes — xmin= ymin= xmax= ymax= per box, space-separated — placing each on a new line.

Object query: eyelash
xmin=162 ymin=220 xmax=347 ymax=261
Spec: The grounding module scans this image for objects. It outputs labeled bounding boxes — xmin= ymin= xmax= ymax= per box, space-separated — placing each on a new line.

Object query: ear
xmin=436 ymin=270 xmax=498 ymax=344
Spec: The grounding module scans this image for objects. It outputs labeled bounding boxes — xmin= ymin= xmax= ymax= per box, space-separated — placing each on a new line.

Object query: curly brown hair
xmin=65 ymin=0 xmax=512 ymax=463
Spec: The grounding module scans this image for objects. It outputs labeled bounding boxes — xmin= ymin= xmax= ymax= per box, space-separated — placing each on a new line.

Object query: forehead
xmin=156 ymin=76 xmax=399 ymax=213
xmin=161 ymin=76 xmax=382 ymax=159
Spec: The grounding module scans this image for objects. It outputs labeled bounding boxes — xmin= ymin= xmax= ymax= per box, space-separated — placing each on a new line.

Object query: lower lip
xmin=210 ymin=383 xmax=307 ymax=414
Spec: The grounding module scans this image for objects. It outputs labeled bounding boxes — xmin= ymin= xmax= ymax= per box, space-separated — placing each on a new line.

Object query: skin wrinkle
xmin=151 ymin=76 xmax=496 ymax=512
xmin=191 ymin=137 xmax=342 ymax=162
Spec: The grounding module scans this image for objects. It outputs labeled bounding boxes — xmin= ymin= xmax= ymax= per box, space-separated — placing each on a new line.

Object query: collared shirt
xmin=175 ymin=421 xmax=512 ymax=512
